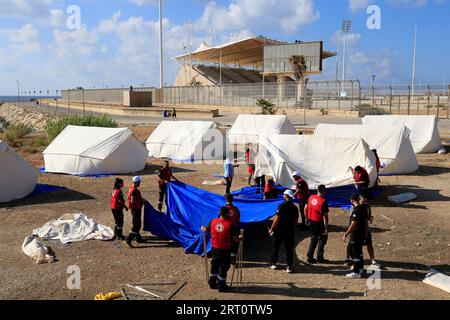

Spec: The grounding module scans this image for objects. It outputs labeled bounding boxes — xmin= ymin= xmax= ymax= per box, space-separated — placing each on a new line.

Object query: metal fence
xmin=159 ymin=81 xmax=450 ymax=117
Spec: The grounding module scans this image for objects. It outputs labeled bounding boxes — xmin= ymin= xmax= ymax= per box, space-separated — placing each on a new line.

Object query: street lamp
xmin=16 ymin=80 xmax=20 ymax=102
xmin=159 ymin=0 xmax=164 ymax=89
xmin=341 ymin=20 xmax=352 ymax=97
xmin=372 ymin=75 xmax=376 ymax=108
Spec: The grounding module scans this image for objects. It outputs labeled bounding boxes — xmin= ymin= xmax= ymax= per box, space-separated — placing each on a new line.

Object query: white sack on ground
xmin=0 ymin=141 xmax=39 ymax=203
xmin=362 ymin=115 xmax=441 ymax=154
xmin=22 ymin=235 xmax=55 ymax=264
xmin=315 ymin=124 xmax=419 ymax=174
xmin=228 ymin=115 xmax=297 ymax=145
xmin=43 ymin=126 xmax=148 ymax=175
xmin=146 ymin=121 xmax=224 ymax=161
xmin=256 ymin=135 xmax=377 ymax=189
xmin=33 ymin=213 xmax=114 ymax=244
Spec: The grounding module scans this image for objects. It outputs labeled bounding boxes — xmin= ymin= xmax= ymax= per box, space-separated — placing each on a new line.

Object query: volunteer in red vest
xmin=293 ymin=171 xmax=310 ymax=229
xmin=351 ymin=166 xmax=370 ymax=196
xmin=305 ymin=185 xmax=330 ymax=264
xmin=158 ymin=160 xmax=176 ymax=212
xmin=124 ymin=176 xmax=147 ymax=248
xmin=202 ymin=207 xmax=243 ymax=292
xmin=110 ymin=178 xmax=128 ymax=241
xmin=225 ymin=194 xmax=241 ymax=265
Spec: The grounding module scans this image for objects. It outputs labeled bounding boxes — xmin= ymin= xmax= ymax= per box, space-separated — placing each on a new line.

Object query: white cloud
xmin=198 ymin=0 xmax=319 ymax=34
xmin=0 ymin=24 xmax=41 ymax=53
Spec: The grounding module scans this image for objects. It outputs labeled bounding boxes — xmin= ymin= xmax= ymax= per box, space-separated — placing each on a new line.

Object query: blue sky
xmin=0 ymin=0 xmax=449 ymax=95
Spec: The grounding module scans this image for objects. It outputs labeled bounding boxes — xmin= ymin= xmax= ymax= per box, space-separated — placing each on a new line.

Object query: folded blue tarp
xmin=144 ymin=181 xmax=384 ymax=256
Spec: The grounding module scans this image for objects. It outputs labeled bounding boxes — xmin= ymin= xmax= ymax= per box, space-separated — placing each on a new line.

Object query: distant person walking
xmin=305 ymin=185 xmax=329 ymax=264
xmin=158 ymin=160 xmax=176 ymax=212
xmin=110 ymin=178 xmax=128 ymax=241
xmin=224 ymin=156 xmax=239 ymax=194
xmin=293 ymin=171 xmax=310 ymax=230
xmin=172 ymin=108 xmax=177 ymax=121
xmin=125 ymin=176 xmax=147 ymax=248
xmin=268 ymin=190 xmax=299 ymax=274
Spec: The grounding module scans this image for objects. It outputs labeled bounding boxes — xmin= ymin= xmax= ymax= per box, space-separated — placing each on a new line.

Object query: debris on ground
xmin=423 ymin=269 xmax=450 ymax=294
xmin=388 ymin=193 xmax=418 ymax=204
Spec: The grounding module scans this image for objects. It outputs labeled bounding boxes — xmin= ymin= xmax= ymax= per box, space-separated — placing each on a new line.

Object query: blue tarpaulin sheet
xmin=39 ymin=167 xmax=112 ymax=179
xmin=28 ymin=184 xmax=66 ymax=198
xmin=144 ymin=181 xmax=384 ymax=256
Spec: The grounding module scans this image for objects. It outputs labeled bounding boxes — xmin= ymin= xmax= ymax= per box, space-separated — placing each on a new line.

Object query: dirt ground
xmin=0 ymin=125 xmax=449 ymax=300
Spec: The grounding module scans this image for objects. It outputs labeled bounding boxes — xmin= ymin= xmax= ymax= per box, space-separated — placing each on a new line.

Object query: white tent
xmin=362 ymin=115 xmax=442 ymax=154
xmin=0 ymin=141 xmax=39 ymax=202
xmin=256 ymin=135 xmax=377 ymax=189
xmin=146 ymin=121 xmax=225 ymax=162
xmin=43 ymin=126 xmax=148 ymax=175
xmin=315 ymin=124 xmax=419 ymax=175
xmin=228 ymin=115 xmax=297 ymax=145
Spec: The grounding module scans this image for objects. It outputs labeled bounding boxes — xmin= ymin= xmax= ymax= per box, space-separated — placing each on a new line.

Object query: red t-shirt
xmin=354 ymin=168 xmax=370 ymax=188
xmin=296 ymin=178 xmax=310 ymax=200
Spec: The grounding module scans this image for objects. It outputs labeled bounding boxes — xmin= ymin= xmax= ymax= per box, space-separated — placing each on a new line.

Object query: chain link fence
xmin=158 ymin=81 xmax=450 ymax=118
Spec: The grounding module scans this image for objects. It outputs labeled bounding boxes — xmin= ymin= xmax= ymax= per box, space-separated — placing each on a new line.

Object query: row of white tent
xmin=0 ymin=115 xmax=442 ymax=202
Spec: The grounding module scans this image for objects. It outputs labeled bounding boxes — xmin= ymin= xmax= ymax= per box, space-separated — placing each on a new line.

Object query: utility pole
xmin=341 ymin=20 xmax=352 ymax=97
xmin=336 ymin=30 xmax=341 ymax=95
xmin=16 ymin=80 xmax=20 ymax=102
xmin=412 ymin=26 xmax=417 ymax=96
xmin=159 ymin=0 xmax=164 ymax=89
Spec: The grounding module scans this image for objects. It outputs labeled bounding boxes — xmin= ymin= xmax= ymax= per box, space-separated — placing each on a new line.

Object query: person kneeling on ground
xmin=202 ymin=207 xmax=243 ymax=292
xmin=268 ymin=190 xmax=299 ymax=274
xmin=110 ymin=178 xmax=128 ymax=241
xmin=343 ymin=194 xmax=369 ymax=279
xmin=305 ymin=185 xmax=330 ymax=264
xmin=125 ymin=176 xmax=148 ymax=248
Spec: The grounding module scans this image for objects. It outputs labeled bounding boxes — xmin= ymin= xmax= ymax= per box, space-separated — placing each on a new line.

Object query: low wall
xmin=48 ymin=101 xmax=219 ymax=119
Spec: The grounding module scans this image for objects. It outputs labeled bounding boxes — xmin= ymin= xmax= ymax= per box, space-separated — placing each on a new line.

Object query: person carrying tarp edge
xmin=124 ymin=176 xmax=148 ymax=248
xmin=158 ymin=160 xmax=177 ymax=212
xmin=202 ymin=207 xmax=244 ymax=293
xmin=293 ymin=171 xmax=310 ymax=230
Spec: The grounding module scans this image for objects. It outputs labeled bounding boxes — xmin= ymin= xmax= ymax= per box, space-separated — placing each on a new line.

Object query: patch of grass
xmin=437 ymin=104 xmax=448 ymax=110
xmin=4 ymin=123 xmax=33 ymax=145
xmin=320 ymin=108 xmax=328 ymax=116
xmin=33 ymin=136 xmax=49 ymax=147
xmin=45 ymin=114 xmax=118 ymax=141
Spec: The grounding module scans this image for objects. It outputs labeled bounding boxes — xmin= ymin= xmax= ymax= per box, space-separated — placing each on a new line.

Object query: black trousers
xmin=128 ymin=209 xmax=142 ymax=240
xmin=307 ymin=220 xmax=328 ymax=260
xmin=350 ymin=240 xmax=364 ymax=274
xmin=225 ymin=177 xmax=233 ymax=194
xmin=255 ymin=176 xmax=266 ymax=193
xmin=210 ymin=248 xmax=232 ymax=281
xmin=158 ymin=184 xmax=167 ymax=208
xmin=111 ymin=209 xmax=124 ymax=236
xmin=271 ymin=232 xmax=295 ymax=268
xmin=298 ymin=198 xmax=308 ymax=224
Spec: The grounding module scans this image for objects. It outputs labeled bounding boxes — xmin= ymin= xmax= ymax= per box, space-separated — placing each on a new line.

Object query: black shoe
xmin=123 ymin=239 xmax=134 ymax=248
xmin=344 ymin=260 xmax=352 ymax=267
xmin=136 ymin=238 xmax=146 ymax=244
xmin=317 ymin=258 xmax=330 ymax=264
xmin=209 ymin=277 xmax=218 ymax=290
xmin=218 ymin=281 xmax=229 ymax=293
xmin=307 ymin=258 xmax=317 ymax=265
xmin=117 ymin=235 xmax=126 ymax=241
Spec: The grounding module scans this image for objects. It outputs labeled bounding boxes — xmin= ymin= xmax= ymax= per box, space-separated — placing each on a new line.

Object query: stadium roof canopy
xmin=175 ymin=35 xmax=336 ymax=68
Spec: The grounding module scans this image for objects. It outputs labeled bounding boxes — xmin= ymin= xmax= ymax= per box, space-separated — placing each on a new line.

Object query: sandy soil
xmin=0 ymin=125 xmax=449 ymax=300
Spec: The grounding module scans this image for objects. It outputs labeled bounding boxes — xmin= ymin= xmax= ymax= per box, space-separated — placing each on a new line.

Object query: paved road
xmin=12 ymin=101 xmax=450 ymax=133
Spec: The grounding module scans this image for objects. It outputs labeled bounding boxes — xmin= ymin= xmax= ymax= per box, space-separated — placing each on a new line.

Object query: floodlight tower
xmin=159 ymin=0 xmax=164 ymax=89
xmin=341 ymin=20 xmax=352 ymax=96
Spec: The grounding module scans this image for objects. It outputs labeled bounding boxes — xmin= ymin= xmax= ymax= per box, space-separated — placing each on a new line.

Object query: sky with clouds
xmin=0 ymin=0 xmax=449 ymax=95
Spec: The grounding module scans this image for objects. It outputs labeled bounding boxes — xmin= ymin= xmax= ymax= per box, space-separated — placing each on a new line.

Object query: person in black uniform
xmin=268 ymin=190 xmax=299 ymax=273
xmin=360 ymin=193 xmax=377 ymax=265
xmin=343 ymin=194 xmax=369 ymax=279
xmin=202 ymin=207 xmax=243 ymax=292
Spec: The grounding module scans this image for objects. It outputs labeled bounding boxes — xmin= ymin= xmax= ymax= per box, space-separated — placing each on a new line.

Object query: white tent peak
xmin=1 ymin=140 xmax=39 ymax=202
xmin=229 ymin=114 xmax=297 ymax=145
xmin=315 ymin=123 xmax=419 ymax=175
